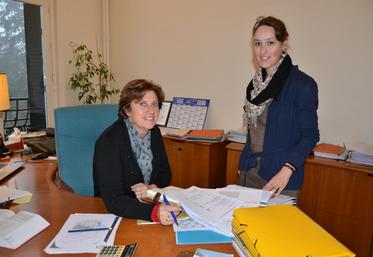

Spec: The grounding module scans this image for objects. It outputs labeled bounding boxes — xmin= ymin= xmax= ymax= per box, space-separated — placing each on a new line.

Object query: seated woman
xmin=93 ymin=79 xmax=179 ymax=225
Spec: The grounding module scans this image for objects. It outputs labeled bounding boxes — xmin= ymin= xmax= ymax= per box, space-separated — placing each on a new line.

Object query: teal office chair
xmin=54 ymin=104 xmax=118 ymax=196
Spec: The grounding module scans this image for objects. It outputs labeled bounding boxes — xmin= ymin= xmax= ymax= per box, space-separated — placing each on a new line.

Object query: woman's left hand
xmin=131 ymin=183 xmax=157 ymax=201
xmin=262 ymin=166 xmax=293 ymax=197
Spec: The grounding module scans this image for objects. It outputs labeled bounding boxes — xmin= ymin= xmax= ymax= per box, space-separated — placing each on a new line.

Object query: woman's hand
xmin=158 ymin=204 xmax=181 ymax=225
xmin=262 ymin=166 xmax=293 ymax=197
xmin=131 ymin=183 xmax=157 ymax=201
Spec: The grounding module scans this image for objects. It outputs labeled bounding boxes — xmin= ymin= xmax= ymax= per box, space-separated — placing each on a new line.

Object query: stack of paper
xmin=226 ymin=128 xmax=247 ymax=144
xmin=346 ymin=143 xmax=373 ymax=167
xmin=44 ymin=213 xmax=121 ymax=254
xmin=348 ymin=151 xmax=373 ymax=166
xmin=169 ymin=187 xmax=241 ymax=236
xmin=313 ymin=143 xmax=348 ymax=160
xmin=169 ymin=185 xmax=297 ymax=239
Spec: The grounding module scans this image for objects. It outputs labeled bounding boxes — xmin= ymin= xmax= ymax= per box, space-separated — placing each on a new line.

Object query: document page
xmin=217 ymin=185 xmax=295 ymax=206
xmin=170 ymin=187 xmax=243 ymax=236
xmin=217 ymin=184 xmax=273 ymax=206
xmin=44 ymin=213 xmax=121 ymax=254
xmin=0 ymin=210 xmax=49 ymax=249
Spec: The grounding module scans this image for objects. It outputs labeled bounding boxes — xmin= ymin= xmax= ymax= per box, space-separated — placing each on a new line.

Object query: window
xmin=0 ymin=0 xmax=46 ymax=135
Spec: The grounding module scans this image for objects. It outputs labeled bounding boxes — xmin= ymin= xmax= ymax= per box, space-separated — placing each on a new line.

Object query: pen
xmin=162 ymin=194 xmax=179 ymax=226
xmin=104 ymin=216 xmax=120 ymax=243
xmin=68 ymin=227 xmax=111 ymax=233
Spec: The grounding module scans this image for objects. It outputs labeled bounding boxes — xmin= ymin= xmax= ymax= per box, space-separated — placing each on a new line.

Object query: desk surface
xmin=0 ymin=157 xmax=237 ymax=257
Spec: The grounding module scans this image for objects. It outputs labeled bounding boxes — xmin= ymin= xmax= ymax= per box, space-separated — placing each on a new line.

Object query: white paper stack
xmin=346 ymin=143 xmax=373 ymax=167
xmin=226 ymin=129 xmax=247 ymax=144
xmin=348 ymin=151 xmax=373 ymax=167
xmin=169 ymin=185 xmax=295 ymax=237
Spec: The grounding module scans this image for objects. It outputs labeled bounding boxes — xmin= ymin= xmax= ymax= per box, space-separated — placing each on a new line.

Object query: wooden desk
xmin=0 ymin=157 xmax=237 ymax=257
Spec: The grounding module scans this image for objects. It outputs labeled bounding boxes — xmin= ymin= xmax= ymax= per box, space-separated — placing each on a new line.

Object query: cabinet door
xmin=299 ymin=160 xmax=373 ymax=257
xmin=163 ymin=138 xmax=210 ymax=188
xmin=225 ymin=143 xmax=244 ymax=185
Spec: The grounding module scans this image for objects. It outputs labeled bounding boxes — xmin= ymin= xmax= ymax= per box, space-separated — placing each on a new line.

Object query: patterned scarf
xmin=124 ymin=119 xmax=153 ymax=184
xmin=243 ymin=54 xmax=292 ymax=128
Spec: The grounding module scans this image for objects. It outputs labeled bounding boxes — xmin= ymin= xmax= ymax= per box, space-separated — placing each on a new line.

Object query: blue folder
xmin=175 ymin=230 xmax=232 ymax=245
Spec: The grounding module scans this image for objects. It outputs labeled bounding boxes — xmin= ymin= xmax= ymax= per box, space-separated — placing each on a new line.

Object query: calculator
xmin=96 ymin=243 xmax=137 ymax=257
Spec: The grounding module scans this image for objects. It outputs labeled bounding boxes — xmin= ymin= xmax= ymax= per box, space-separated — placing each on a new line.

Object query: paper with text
xmin=170 ymin=187 xmax=243 ymax=236
xmin=44 ymin=213 xmax=121 ymax=254
xmin=0 ymin=210 xmax=49 ymax=249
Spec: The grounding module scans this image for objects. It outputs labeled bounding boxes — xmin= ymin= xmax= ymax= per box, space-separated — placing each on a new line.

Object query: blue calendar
xmin=166 ymin=97 xmax=210 ymax=129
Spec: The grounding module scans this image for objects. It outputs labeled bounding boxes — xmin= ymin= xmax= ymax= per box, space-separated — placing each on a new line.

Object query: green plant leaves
xmin=68 ymin=42 xmax=119 ymax=104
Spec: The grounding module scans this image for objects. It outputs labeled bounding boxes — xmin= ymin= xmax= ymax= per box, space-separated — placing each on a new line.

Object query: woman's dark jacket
xmin=93 ymin=119 xmax=171 ymax=220
xmin=239 ymin=65 xmax=319 ymax=190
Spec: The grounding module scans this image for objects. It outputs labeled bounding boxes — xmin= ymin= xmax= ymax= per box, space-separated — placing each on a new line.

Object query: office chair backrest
xmin=54 ymin=104 xmax=118 ymax=196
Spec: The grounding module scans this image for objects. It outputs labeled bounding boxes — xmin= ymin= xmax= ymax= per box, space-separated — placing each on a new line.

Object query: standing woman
xmin=93 ymin=79 xmax=179 ymax=225
xmin=239 ymin=16 xmax=319 ymax=198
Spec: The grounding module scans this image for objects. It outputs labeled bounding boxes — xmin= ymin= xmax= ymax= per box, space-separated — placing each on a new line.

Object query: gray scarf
xmin=124 ymin=119 xmax=153 ymax=184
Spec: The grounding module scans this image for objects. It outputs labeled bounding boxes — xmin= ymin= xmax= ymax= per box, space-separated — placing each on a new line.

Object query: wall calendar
xmin=166 ymin=97 xmax=210 ymax=129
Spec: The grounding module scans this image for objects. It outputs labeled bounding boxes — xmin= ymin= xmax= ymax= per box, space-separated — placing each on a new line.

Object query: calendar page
xmin=166 ymin=97 xmax=210 ymax=129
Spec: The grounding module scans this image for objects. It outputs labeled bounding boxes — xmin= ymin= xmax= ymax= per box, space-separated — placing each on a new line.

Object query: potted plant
xmin=68 ymin=42 xmax=119 ymax=104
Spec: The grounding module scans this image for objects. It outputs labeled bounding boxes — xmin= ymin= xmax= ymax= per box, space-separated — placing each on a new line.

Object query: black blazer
xmin=93 ymin=119 xmax=171 ymax=221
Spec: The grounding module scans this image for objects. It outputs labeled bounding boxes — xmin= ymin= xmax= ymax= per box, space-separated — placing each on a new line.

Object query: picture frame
xmin=156 ymin=101 xmax=172 ymax=127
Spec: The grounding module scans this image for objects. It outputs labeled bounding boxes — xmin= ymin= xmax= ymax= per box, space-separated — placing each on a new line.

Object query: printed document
xmin=0 ymin=209 xmax=49 ymax=249
xmin=44 ymin=213 xmax=121 ymax=254
xmin=170 ymin=186 xmax=243 ymax=236
xmin=169 ymin=185 xmax=295 ymax=236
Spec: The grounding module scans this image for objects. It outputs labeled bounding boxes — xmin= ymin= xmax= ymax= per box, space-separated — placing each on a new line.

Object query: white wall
xmin=54 ymin=0 xmax=105 ymax=107
xmin=109 ymin=0 xmax=373 ymax=145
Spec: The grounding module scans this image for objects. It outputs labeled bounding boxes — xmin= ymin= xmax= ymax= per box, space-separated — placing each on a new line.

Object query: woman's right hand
xmin=158 ymin=204 xmax=181 ymax=225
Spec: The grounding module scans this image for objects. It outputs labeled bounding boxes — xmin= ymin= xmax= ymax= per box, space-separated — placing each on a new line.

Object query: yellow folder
xmin=232 ymin=205 xmax=355 ymax=257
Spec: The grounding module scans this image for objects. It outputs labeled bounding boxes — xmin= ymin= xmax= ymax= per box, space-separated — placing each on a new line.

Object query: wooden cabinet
xmin=163 ymin=137 xmax=228 ymax=188
xmin=226 ymin=142 xmax=244 ymax=185
xmin=298 ymin=157 xmax=373 ymax=257
xmin=225 ymin=143 xmax=373 ymax=257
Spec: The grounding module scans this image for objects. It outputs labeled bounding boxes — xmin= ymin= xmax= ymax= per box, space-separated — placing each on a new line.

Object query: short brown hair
xmin=252 ymin=16 xmax=289 ymax=42
xmin=118 ymin=79 xmax=165 ymax=119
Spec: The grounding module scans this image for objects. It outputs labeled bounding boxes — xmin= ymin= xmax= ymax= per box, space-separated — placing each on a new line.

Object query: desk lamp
xmin=0 ymin=73 xmax=10 ymax=155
